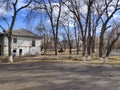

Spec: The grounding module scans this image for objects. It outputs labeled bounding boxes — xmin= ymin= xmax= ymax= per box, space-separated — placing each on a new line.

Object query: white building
xmin=0 ymin=29 xmax=41 ymax=56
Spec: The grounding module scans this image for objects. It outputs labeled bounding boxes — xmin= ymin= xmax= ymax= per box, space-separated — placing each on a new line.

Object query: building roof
xmin=3 ymin=28 xmax=41 ymax=38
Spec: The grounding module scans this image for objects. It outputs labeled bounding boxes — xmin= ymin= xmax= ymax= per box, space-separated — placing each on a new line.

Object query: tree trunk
xmin=106 ymin=35 xmax=120 ymax=57
xmin=8 ymin=37 xmax=13 ymax=62
xmin=106 ymin=46 xmax=112 ymax=57
xmin=54 ymin=39 xmax=58 ymax=60
xmin=87 ymin=37 xmax=91 ymax=56
xmin=82 ymin=40 xmax=86 ymax=61
xmin=8 ymin=55 xmax=13 ymax=62
xmin=87 ymin=1 xmax=92 ymax=60
xmin=99 ymin=31 xmax=104 ymax=58
xmin=74 ymin=23 xmax=79 ymax=55
xmin=44 ymin=36 xmax=47 ymax=55
xmin=76 ymin=44 xmax=79 ymax=55
xmin=92 ymin=35 xmax=95 ymax=54
xmin=54 ymin=39 xmax=58 ymax=55
xmin=69 ymin=45 xmax=72 ymax=54
xmin=87 ymin=38 xmax=91 ymax=61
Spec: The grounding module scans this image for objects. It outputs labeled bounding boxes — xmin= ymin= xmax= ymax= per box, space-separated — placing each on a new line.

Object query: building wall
xmin=3 ymin=36 xmax=41 ymax=56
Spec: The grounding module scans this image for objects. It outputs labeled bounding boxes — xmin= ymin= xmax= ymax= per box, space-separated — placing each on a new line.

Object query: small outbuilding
xmin=0 ymin=28 xmax=41 ymax=56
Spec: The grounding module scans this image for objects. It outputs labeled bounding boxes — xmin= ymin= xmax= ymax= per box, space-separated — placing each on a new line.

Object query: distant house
xmin=0 ymin=28 xmax=41 ymax=56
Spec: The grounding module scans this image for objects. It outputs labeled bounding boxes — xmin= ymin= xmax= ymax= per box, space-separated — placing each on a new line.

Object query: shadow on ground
xmin=0 ymin=63 xmax=120 ymax=90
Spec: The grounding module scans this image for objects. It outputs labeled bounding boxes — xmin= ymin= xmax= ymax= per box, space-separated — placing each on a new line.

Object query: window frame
xmin=32 ymin=40 xmax=35 ymax=47
xmin=13 ymin=38 xmax=17 ymax=44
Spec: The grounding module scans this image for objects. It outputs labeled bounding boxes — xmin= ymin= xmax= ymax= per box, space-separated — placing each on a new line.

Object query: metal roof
xmin=3 ymin=28 xmax=41 ymax=38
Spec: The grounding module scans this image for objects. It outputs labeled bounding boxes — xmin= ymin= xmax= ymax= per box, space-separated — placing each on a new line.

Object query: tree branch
xmin=16 ymin=0 xmax=32 ymax=13
xmin=0 ymin=25 xmax=9 ymax=37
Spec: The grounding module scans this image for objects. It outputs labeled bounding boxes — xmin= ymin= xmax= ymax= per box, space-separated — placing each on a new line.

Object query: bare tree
xmin=61 ymin=33 xmax=67 ymax=51
xmin=86 ymin=0 xmax=94 ymax=60
xmin=33 ymin=0 xmax=63 ymax=58
xmin=36 ymin=20 xmax=52 ymax=55
xmin=74 ymin=21 xmax=81 ymax=55
xmin=104 ymin=22 xmax=120 ymax=58
xmin=63 ymin=0 xmax=95 ymax=61
xmin=0 ymin=0 xmax=32 ymax=62
xmin=62 ymin=20 xmax=73 ymax=55
xmin=89 ymin=1 xmax=105 ymax=55
xmin=60 ymin=9 xmax=81 ymax=55
xmin=95 ymin=0 xmax=120 ymax=60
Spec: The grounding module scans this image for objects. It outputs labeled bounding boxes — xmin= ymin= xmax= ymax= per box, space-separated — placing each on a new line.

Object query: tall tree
xmin=74 ymin=21 xmax=81 ymax=55
xmin=95 ymin=0 xmax=120 ymax=60
xmin=61 ymin=20 xmax=73 ymax=55
xmin=86 ymin=0 xmax=94 ymax=60
xmin=0 ymin=0 xmax=32 ymax=62
xmin=34 ymin=0 xmax=63 ymax=57
xmin=63 ymin=0 xmax=95 ymax=61
xmin=105 ymin=22 xmax=120 ymax=58
xmin=36 ymin=20 xmax=52 ymax=55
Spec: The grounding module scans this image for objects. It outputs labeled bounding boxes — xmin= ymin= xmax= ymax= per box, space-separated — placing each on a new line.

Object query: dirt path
xmin=0 ymin=63 xmax=120 ymax=90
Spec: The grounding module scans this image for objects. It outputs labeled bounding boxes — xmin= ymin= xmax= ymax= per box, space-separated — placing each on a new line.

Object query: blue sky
xmin=0 ymin=0 xmax=120 ymax=35
xmin=0 ymin=10 xmax=40 ymax=33
xmin=0 ymin=0 xmax=39 ymax=32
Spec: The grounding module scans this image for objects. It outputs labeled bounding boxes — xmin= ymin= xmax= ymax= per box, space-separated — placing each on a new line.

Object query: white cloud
xmin=17 ymin=0 xmax=28 ymax=8
xmin=0 ymin=0 xmax=31 ymax=16
xmin=113 ymin=13 xmax=120 ymax=18
xmin=0 ymin=8 xmax=7 ymax=16
xmin=0 ymin=2 xmax=8 ymax=16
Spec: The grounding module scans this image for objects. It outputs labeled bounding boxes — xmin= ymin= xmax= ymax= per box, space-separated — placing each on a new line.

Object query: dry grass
xmin=0 ymin=50 xmax=120 ymax=65
xmin=0 ymin=55 xmax=116 ymax=65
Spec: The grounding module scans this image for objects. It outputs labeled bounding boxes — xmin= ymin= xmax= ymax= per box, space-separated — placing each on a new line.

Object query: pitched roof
xmin=12 ymin=28 xmax=40 ymax=38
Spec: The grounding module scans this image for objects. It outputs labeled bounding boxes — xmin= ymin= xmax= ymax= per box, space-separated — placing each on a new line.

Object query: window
xmin=13 ymin=38 xmax=17 ymax=43
xmin=13 ymin=49 xmax=17 ymax=57
xmin=19 ymin=49 xmax=22 ymax=53
xmin=13 ymin=49 xmax=16 ymax=53
xmin=19 ymin=49 xmax=22 ymax=56
xmin=32 ymin=40 xmax=35 ymax=47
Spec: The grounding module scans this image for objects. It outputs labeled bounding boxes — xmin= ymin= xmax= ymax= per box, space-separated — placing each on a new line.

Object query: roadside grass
xmin=0 ymin=55 xmax=119 ymax=65
xmin=0 ymin=50 xmax=119 ymax=65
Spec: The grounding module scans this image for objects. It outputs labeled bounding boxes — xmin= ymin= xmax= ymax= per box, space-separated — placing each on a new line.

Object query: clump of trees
xmin=0 ymin=0 xmax=120 ymax=62
xmin=104 ymin=22 xmax=120 ymax=58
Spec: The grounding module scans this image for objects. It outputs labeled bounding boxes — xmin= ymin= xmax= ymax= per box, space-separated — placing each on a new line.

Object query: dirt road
xmin=0 ymin=63 xmax=120 ymax=90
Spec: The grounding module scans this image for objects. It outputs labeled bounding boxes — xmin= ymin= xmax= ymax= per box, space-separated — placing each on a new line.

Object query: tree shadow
xmin=0 ymin=63 xmax=120 ymax=90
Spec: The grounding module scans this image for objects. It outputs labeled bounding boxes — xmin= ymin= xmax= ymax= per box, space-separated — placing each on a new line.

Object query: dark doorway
xmin=19 ymin=49 xmax=22 ymax=56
